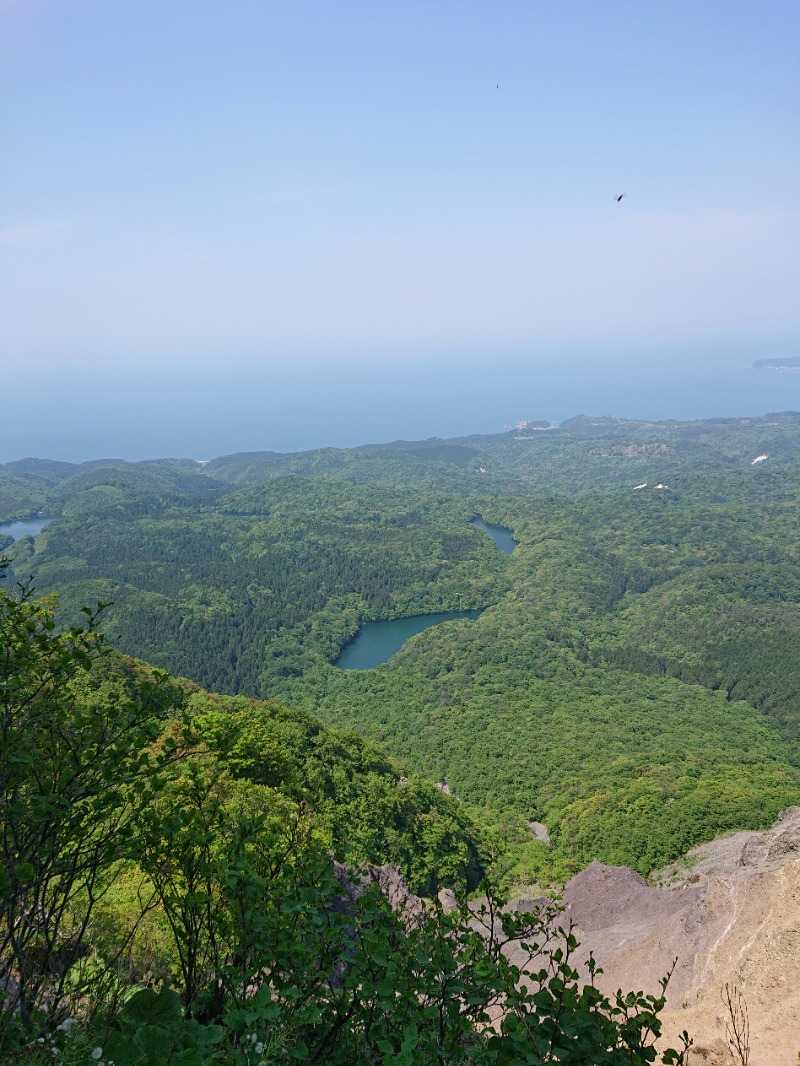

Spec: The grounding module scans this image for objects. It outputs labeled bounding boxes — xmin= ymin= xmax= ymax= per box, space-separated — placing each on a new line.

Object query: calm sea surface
xmin=3 ymin=352 xmax=799 ymax=464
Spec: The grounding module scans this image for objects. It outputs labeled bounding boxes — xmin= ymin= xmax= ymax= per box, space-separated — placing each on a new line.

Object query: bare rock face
xmin=527 ymin=820 xmax=551 ymax=844
xmin=331 ymin=859 xmax=422 ymax=921
xmin=739 ymin=806 xmax=800 ymax=869
xmin=327 ymin=861 xmax=423 ymax=985
xmin=505 ymin=810 xmax=800 ymax=1065
xmin=334 ymin=815 xmax=800 ymax=1062
xmin=438 ymin=887 xmax=459 ymax=913
xmin=561 ymin=860 xmax=699 ymax=934
xmin=373 ymin=863 xmax=423 ymax=916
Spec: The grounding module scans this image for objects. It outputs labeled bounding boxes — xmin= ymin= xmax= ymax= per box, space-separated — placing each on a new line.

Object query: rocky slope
xmin=504 ymin=808 xmax=800 ymax=1065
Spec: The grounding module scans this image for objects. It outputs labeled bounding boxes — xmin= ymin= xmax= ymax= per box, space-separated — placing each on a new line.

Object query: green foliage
xmin=129 ymin=713 xmax=484 ymax=1016
xmin=0 ymin=566 xmax=177 ymax=1043
xmin=7 ymin=477 xmax=508 ymax=694
xmin=186 ymin=693 xmax=484 ymax=894
xmin=7 ymin=414 xmax=800 ymax=885
xmin=0 ymin=565 xmax=693 ymax=1064
xmin=41 ymin=990 xmax=224 ymax=1066
xmin=101 ymin=988 xmax=224 ymax=1066
xmin=210 ymin=888 xmax=688 ymax=1062
xmin=62 ymin=884 xmax=692 ymax=1065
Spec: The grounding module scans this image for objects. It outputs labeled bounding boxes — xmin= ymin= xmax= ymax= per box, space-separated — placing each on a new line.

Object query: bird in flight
xmin=615 ymin=193 xmax=625 ymax=202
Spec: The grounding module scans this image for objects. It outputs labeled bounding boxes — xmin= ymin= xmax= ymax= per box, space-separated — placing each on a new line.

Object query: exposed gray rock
xmin=527 ymin=820 xmax=551 ymax=844
xmin=331 ymin=860 xmax=422 ymax=920
xmin=738 ymin=806 xmax=800 ymax=869
xmin=437 ymin=887 xmax=458 ymax=913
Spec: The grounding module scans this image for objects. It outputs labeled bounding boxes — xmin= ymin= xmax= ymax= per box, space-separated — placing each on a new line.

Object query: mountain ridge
xmin=6 ymin=409 xmax=800 ymax=514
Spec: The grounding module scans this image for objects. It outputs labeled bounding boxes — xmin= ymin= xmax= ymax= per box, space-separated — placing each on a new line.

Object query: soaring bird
xmin=615 ymin=193 xmax=625 ymax=202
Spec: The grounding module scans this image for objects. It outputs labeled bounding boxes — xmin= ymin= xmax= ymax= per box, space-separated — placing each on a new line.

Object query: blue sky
xmin=1 ymin=1 xmax=799 ymax=460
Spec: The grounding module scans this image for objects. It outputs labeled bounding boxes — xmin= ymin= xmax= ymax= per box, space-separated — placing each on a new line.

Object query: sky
xmin=1 ymin=0 xmax=799 ymax=461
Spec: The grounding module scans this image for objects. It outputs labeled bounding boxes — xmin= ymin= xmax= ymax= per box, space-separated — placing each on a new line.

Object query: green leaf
xmin=287 ymin=1038 xmax=310 ymax=1060
xmin=12 ymin=862 xmax=35 ymax=883
xmin=121 ymin=987 xmax=183 ymax=1029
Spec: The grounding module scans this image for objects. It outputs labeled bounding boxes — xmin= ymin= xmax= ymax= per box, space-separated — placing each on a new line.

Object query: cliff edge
xmin=505 ymin=808 xmax=800 ymax=1065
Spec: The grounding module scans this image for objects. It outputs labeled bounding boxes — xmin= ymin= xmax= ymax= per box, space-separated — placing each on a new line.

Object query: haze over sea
xmin=3 ymin=5 xmax=797 ymax=465
xmin=3 ymin=348 xmax=799 ymax=464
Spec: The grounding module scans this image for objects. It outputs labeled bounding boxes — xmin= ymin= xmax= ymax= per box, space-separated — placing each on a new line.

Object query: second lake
xmin=0 ymin=517 xmax=55 ymax=541
xmin=471 ymin=517 xmax=518 ymax=554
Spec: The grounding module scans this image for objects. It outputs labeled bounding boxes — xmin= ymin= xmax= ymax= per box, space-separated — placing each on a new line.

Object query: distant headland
xmin=753 ymin=357 xmax=800 ymax=371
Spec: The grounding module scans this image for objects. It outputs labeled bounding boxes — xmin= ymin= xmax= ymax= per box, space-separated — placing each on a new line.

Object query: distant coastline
xmin=753 ymin=357 xmax=800 ymax=372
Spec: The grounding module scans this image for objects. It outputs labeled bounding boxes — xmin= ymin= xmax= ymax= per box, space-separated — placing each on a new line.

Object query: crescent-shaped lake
xmin=334 ymin=609 xmax=484 ymax=671
xmin=471 ymin=517 xmax=518 ymax=554
xmin=335 ymin=518 xmax=516 ymax=670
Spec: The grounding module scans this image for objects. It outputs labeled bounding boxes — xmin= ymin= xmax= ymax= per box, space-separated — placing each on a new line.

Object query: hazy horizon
xmin=2 ymin=2 xmax=798 ymax=463
xmin=4 ymin=348 xmax=800 ymax=464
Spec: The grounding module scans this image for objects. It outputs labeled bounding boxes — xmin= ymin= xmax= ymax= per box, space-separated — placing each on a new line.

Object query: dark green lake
xmin=471 ymin=517 xmax=518 ymax=554
xmin=335 ymin=609 xmax=483 ymax=671
xmin=334 ymin=518 xmax=515 ymax=670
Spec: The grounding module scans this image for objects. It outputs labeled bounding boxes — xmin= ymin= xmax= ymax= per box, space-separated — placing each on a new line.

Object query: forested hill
xmin=202 ymin=411 xmax=800 ymax=495
xmin=0 ymin=576 xmax=694 ymax=1063
xmin=4 ymin=410 xmax=800 ymax=512
xmin=4 ymin=411 xmax=800 ymax=884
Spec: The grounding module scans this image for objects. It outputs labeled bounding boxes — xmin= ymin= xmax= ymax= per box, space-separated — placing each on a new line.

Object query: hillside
xmin=5 ymin=412 xmax=800 ymax=885
xmin=0 ymin=577 xmax=691 ymax=1063
xmin=6 ymin=411 xmax=800 ymax=515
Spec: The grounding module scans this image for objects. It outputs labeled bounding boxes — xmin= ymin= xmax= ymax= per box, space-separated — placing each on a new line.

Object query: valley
xmin=4 ymin=411 xmax=800 ymax=1062
xmin=4 ymin=412 xmax=800 ymax=885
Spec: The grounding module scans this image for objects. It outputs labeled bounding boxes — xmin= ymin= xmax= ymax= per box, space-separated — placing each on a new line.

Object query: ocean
xmin=4 ymin=347 xmax=800 ymax=464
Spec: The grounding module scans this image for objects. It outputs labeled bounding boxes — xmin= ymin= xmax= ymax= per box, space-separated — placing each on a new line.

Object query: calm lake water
xmin=471 ymin=517 xmax=518 ymax=554
xmin=335 ymin=518 xmax=515 ymax=669
xmin=0 ymin=517 xmax=54 ymax=541
xmin=335 ymin=609 xmax=483 ymax=671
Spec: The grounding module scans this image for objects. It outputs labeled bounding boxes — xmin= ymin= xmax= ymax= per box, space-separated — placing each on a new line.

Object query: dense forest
xmin=4 ymin=412 xmax=800 ymax=889
xmin=1 ymin=567 xmax=691 ymax=1063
